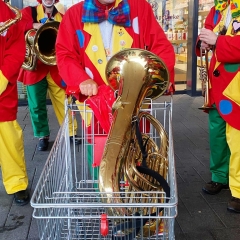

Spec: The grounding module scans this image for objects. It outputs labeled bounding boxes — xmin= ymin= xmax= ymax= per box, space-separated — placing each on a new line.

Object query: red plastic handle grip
xmin=100 ymin=213 xmax=109 ymax=236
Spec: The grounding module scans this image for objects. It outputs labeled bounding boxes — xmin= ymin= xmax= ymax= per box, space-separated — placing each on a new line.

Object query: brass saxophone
xmin=0 ymin=2 xmax=22 ymax=34
xmin=99 ymin=48 xmax=170 ymax=237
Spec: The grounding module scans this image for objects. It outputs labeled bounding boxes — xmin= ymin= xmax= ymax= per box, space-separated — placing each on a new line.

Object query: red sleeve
xmin=20 ymin=7 xmax=34 ymax=32
xmin=0 ymin=5 xmax=25 ymax=83
xmin=138 ymin=0 xmax=175 ymax=92
xmin=56 ymin=4 xmax=90 ymax=89
xmin=215 ymin=35 xmax=240 ymax=63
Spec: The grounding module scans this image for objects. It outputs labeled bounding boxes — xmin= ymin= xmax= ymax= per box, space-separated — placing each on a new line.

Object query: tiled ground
xmin=0 ymin=94 xmax=240 ymax=240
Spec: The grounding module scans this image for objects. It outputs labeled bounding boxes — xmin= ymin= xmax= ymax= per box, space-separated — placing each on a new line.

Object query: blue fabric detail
xmin=40 ymin=18 xmax=48 ymax=24
xmin=82 ymin=0 xmax=131 ymax=27
xmin=219 ymin=100 xmax=232 ymax=115
xmin=214 ymin=11 xmax=219 ymax=25
xmin=61 ymin=80 xmax=67 ymax=87
xmin=76 ymin=30 xmax=85 ymax=48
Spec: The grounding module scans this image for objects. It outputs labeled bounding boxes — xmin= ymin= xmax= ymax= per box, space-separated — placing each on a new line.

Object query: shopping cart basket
xmin=31 ymin=96 xmax=178 ymax=240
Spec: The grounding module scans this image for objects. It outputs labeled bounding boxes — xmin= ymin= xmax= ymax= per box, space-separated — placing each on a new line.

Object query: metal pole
xmin=186 ymin=0 xmax=201 ymax=96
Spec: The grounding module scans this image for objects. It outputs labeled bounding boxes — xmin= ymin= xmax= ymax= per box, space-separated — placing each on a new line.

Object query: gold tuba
xmin=99 ymin=48 xmax=170 ymax=237
xmin=22 ymin=21 xmax=59 ymax=71
xmin=0 ymin=2 xmax=22 ymax=34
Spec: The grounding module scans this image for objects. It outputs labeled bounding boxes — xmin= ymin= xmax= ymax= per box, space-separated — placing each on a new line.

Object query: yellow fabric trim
xmin=112 ymin=25 xmax=133 ymax=54
xmin=114 ymin=0 xmax=122 ymax=6
xmin=84 ymin=23 xmax=108 ymax=84
xmin=53 ymin=12 xmax=62 ymax=22
xmin=0 ymin=70 xmax=8 ymax=95
xmin=226 ymin=123 xmax=240 ymax=198
xmin=54 ymin=2 xmax=65 ymax=15
xmin=37 ymin=5 xmax=45 ymax=21
xmin=36 ymin=5 xmax=62 ymax=22
xmin=0 ymin=120 xmax=28 ymax=194
xmin=76 ymin=101 xmax=92 ymax=127
xmin=223 ymin=72 xmax=240 ymax=106
xmin=84 ymin=24 xmax=133 ymax=84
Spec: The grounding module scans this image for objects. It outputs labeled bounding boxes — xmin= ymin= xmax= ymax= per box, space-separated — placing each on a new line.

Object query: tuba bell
xmin=0 ymin=2 xmax=22 ymax=34
xmin=22 ymin=21 xmax=59 ymax=71
xmin=99 ymin=48 xmax=170 ymax=238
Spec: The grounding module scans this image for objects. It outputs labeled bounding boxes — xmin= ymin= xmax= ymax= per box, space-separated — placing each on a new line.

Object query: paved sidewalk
xmin=0 ymin=94 xmax=240 ymax=240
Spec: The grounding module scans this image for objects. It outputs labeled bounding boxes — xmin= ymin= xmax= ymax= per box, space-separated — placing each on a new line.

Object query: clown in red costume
xmin=56 ymin=0 xmax=175 ymax=181
xmin=18 ymin=0 xmax=81 ymax=151
xmin=56 ymin=0 xmax=175 ymax=100
xmin=196 ymin=0 xmax=240 ymax=213
xmin=0 ymin=0 xmax=29 ymax=206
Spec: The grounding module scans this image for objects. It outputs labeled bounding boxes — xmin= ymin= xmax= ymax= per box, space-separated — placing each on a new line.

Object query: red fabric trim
xmin=0 ymin=1 xmax=25 ymax=121
xmin=95 ymin=0 xmax=115 ymax=10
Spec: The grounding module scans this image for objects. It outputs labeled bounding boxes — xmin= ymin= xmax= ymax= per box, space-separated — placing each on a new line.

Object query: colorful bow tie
xmin=82 ymin=0 xmax=131 ymax=27
xmin=215 ymin=0 xmax=240 ymax=18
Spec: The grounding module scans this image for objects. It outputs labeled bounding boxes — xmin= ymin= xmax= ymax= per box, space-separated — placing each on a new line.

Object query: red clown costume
xmin=18 ymin=0 xmax=80 ymax=151
xmin=56 ymin=0 xmax=175 ymax=101
xmin=56 ymin=0 xmax=175 ymax=179
xmin=19 ymin=0 xmax=63 ymax=87
xmin=0 ymin=1 xmax=29 ymax=201
xmin=196 ymin=0 xmax=240 ymax=213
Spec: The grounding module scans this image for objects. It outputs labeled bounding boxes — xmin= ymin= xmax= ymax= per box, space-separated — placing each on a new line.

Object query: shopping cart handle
xmin=66 ymin=86 xmax=80 ymax=95
xmin=100 ymin=213 xmax=109 ymax=236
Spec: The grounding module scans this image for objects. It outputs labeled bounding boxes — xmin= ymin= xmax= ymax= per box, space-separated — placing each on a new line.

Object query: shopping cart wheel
xmin=100 ymin=213 xmax=109 ymax=236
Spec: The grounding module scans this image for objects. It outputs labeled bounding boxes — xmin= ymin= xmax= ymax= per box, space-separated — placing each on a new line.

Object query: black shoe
xmin=38 ymin=137 xmax=49 ymax=151
xmin=14 ymin=190 xmax=30 ymax=206
xmin=202 ymin=181 xmax=229 ymax=195
xmin=70 ymin=135 xmax=82 ymax=145
xmin=227 ymin=197 xmax=240 ymax=213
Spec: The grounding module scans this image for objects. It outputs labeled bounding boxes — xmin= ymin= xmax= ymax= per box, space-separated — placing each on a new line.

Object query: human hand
xmin=200 ymin=41 xmax=211 ymax=51
xmin=0 ymin=70 xmax=8 ymax=95
xmin=79 ymin=79 xmax=98 ymax=96
xmin=199 ymin=28 xmax=218 ymax=46
xmin=33 ymin=23 xmax=43 ymax=29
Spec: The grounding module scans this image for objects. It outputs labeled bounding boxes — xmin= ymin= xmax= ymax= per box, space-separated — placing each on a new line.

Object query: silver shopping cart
xmin=31 ymin=96 xmax=178 ymax=240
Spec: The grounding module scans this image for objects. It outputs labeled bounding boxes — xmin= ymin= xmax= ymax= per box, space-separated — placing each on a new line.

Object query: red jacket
xmin=196 ymin=7 xmax=240 ymax=130
xmin=0 ymin=1 xmax=25 ymax=121
xmin=56 ymin=0 xmax=175 ymax=102
xmin=18 ymin=5 xmax=64 ymax=88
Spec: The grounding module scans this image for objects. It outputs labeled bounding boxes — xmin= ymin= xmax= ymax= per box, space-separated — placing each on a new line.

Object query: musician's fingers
xmin=92 ymin=85 xmax=98 ymax=95
xmin=80 ymin=84 xmax=87 ymax=95
xmin=33 ymin=23 xmax=43 ymax=29
xmin=80 ymin=80 xmax=98 ymax=96
xmin=87 ymin=87 xmax=93 ymax=96
xmin=201 ymin=41 xmax=208 ymax=47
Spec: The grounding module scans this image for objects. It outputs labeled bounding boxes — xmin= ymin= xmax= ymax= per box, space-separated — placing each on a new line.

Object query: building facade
xmin=10 ymin=0 xmax=214 ymax=98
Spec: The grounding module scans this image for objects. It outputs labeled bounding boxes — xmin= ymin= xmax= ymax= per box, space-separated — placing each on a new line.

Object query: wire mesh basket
xmin=31 ymin=97 xmax=178 ymax=240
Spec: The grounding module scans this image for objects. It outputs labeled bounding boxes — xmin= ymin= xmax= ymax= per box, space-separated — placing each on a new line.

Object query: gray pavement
xmin=0 ymin=94 xmax=240 ymax=240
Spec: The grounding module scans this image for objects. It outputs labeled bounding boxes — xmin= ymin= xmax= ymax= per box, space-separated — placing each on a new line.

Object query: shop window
xmin=148 ymin=0 xmax=189 ymax=91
